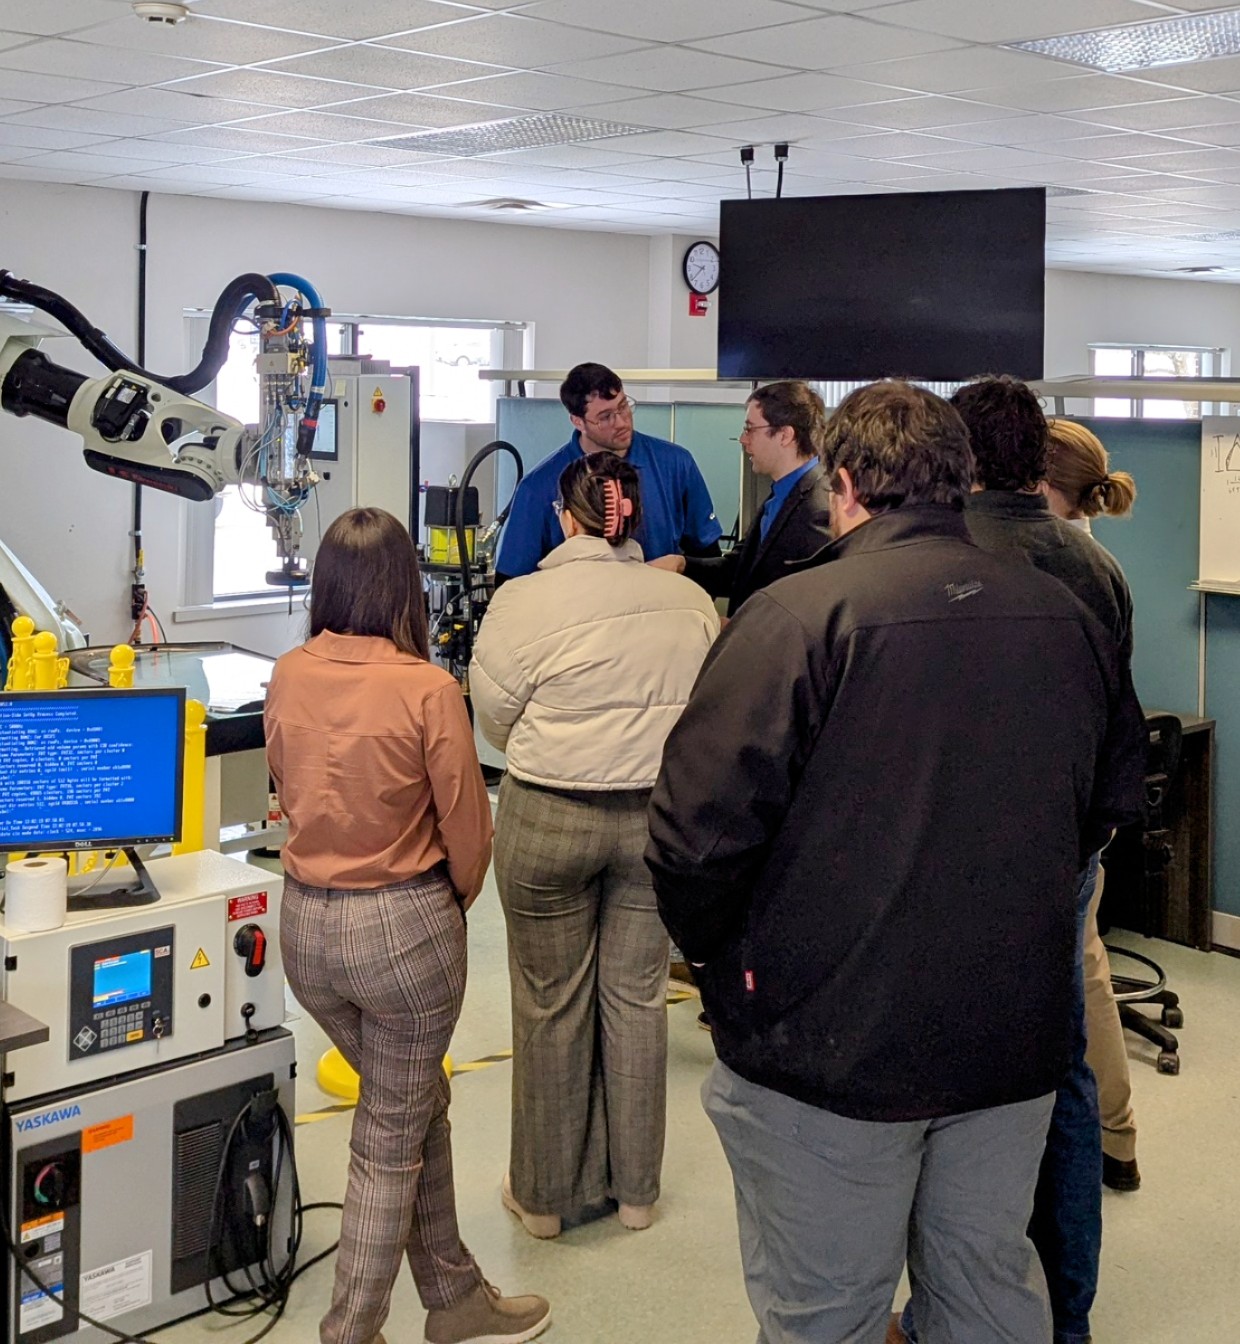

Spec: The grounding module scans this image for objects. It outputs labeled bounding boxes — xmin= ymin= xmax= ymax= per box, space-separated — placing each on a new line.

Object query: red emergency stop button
xmin=372 ymin=387 xmax=386 ymax=413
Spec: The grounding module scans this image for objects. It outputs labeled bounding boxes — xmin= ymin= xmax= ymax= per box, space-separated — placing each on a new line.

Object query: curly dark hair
xmin=950 ymin=375 xmax=1047 ymax=492
xmin=559 ymin=362 xmax=624 ymax=419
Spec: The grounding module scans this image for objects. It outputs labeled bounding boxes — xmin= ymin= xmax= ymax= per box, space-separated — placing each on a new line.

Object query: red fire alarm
xmin=689 ymin=293 xmax=709 ymax=317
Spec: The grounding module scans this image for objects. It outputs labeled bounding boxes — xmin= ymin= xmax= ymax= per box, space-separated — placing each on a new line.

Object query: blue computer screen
xmin=93 ymin=949 xmax=153 ymax=1008
xmin=0 ymin=689 xmax=185 ymax=850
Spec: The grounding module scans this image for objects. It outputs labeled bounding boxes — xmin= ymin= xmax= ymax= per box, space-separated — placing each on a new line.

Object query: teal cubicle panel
xmin=670 ymin=402 xmax=748 ymax=539
xmin=495 ymin=397 xmax=672 ymax=513
xmin=1085 ymin=418 xmax=1200 ymax=715
xmin=1204 ymin=597 xmax=1240 ymax=916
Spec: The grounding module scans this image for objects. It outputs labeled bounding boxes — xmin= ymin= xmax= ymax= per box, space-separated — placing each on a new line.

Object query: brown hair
xmin=557 ymin=451 xmax=643 ymax=547
xmin=309 ymin=507 xmax=429 ymax=658
xmin=1046 ymin=420 xmax=1137 ymax=519
xmin=822 ymin=380 xmax=974 ymax=512
xmin=950 ymin=375 xmax=1047 ymax=492
xmin=748 ymin=381 xmax=828 ymax=459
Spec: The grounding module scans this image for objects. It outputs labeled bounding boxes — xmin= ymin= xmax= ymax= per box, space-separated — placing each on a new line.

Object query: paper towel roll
xmin=4 ymin=856 xmax=68 ymax=932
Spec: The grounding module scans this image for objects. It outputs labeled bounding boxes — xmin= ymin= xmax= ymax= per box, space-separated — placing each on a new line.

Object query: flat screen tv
xmin=716 ymin=186 xmax=1046 ymax=382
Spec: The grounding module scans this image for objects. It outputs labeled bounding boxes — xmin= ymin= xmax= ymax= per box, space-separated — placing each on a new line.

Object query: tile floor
xmin=162 ymin=854 xmax=1240 ymax=1344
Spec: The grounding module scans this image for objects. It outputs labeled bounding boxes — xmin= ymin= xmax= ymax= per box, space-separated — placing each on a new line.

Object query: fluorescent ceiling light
xmin=1008 ymin=8 xmax=1240 ymax=73
xmin=371 ymin=113 xmax=647 ymax=157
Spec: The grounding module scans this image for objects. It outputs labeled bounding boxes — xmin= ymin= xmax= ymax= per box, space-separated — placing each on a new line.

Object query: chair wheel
xmin=1162 ymin=1007 xmax=1184 ymax=1029
xmin=1157 ymin=1051 xmax=1180 ymax=1075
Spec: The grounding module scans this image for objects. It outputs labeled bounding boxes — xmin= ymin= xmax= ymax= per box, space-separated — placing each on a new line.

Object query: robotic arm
xmin=0 ymin=268 xmax=330 ymax=585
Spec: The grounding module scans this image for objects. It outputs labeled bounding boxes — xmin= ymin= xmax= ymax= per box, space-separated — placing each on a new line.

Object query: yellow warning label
xmin=189 ymin=948 xmax=210 ymax=970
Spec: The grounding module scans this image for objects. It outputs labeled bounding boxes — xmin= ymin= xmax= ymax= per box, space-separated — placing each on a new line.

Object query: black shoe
xmin=1103 ymin=1154 xmax=1141 ymax=1192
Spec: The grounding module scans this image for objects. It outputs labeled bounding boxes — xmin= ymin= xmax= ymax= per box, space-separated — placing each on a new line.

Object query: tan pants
xmin=1083 ymin=866 xmax=1138 ymax=1163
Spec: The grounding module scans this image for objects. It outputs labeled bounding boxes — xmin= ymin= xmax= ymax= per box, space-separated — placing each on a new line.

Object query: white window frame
xmin=177 ymin=312 xmax=527 ymax=616
xmin=1088 ymin=343 xmax=1228 ymax=419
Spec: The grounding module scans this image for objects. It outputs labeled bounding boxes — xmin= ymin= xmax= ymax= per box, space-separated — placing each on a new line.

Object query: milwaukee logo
xmin=945 ymin=580 xmax=983 ymax=603
xmin=16 ymin=1105 xmax=82 ymax=1133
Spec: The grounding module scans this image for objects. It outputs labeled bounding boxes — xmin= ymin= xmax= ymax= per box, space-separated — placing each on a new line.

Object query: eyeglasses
xmin=733 ymin=422 xmax=779 ymax=442
xmin=583 ymin=395 xmax=636 ymax=430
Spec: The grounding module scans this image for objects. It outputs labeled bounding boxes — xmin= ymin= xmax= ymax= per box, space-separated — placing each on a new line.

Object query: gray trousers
xmin=495 ymin=775 xmax=669 ymax=1220
xmin=704 ymin=1061 xmax=1056 ymax=1344
xmin=281 ymin=872 xmax=484 ymax=1344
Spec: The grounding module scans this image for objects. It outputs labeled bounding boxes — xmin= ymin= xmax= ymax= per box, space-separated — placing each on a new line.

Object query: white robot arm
xmin=0 ymin=312 xmax=249 ymax=502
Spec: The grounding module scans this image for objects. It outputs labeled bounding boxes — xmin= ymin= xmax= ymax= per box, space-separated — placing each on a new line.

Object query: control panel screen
xmin=92 ymin=950 xmax=153 ymax=1010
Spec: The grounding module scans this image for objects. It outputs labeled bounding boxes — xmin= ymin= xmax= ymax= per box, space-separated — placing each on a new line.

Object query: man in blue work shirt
xmin=494 ymin=362 xmax=723 ymax=580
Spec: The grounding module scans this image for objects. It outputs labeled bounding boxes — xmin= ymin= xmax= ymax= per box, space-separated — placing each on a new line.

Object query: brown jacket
xmin=265 ymin=632 xmax=492 ymax=899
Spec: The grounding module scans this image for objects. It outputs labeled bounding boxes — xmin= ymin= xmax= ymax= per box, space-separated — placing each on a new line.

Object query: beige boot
xmin=500 ymin=1174 xmax=561 ymax=1240
xmin=423 ymin=1280 xmax=551 ymax=1344
xmin=617 ymin=1202 xmax=654 ymax=1230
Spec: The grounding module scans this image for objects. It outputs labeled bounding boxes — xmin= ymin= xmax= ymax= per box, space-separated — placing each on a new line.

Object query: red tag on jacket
xmin=744 ymin=970 xmax=756 ymax=992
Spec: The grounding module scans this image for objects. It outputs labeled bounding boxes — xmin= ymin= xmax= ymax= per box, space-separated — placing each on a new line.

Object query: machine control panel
xmin=68 ymin=928 xmax=174 ymax=1060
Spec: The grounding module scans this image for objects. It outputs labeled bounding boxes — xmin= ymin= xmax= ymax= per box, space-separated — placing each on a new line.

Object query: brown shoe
xmin=1102 ymin=1154 xmax=1141 ymax=1192
xmin=669 ymin=960 xmax=699 ymax=988
xmin=423 ymin=1280 xmax=551 ymax=1344
xmin=886 ymin=1312 xmax=908 ymax=1344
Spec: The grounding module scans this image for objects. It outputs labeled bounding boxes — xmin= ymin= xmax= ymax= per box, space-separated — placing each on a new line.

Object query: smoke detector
xmin=132 ymin=2 xmax=190 ymax=23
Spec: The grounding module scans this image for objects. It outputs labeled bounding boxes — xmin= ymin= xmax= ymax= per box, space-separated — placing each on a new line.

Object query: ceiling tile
xmin=275 ymin=141 xmax=442 ymax=166
xmin=691 ymin=72 xmax=920 ymax=113
xmin=559 ymin=93 xmax=753 ymax=131
xmin=0 ymin=69 xmax=124 ymax=102
xmin=0 ymin=144 xmax=42 ymax=162
xmin=689 ymin=111 xmax=849 ymax=143
xmin=383 ymin=15 xmax=652 ymax=67
xmin=867 ymin=0 xmax=1157 ymax=44
xmin=964 ymin=73 xmax=1194 ymax=113
xmin=326 ymin=91 xmax=526 ymax=127
xmin=18 ymin=149 xmax=176 ymax=175
xmin=0 ymin=98 xmax=37 ymax=116
xmin=229 ymin=110 xmax=417 ymax=142
xmin=1120 ymin=55 xmax=1240 ymax=96
xmin=597 ymin=128 xmax=738 ymax=156
xmin=129 ymin=161 xmax=275 ymax=185
xmin=806 ymin=129 xmax=960 ymax=159
xmin=188 ymin=0 xmax=470 ymax=41
xmin=69 ymin=87 xmax=287 ymax=123
xmin=418 ymin=70 xmax=642 ymax=109
xmin=497 ymin=142 xmax=660 ymax=169
xmin=1 ymin=104 xmax=190 ymax=136
xmin=812 ymin=96 xmax=1025 ymax=131
xmin=157 ymin=69 xmax=387 ymax=109
xmin=1105 ymin=146 xmax=1240 ymax=173
xmin=692 ymin=13 xmax=966 ymax=70
xmin=0 ymin=162 xmax=110 ymax=182
xmin=258 ymin=44 xmax=505 ymax=91
xmin=1072 ymin=95 xmax=1240 ymax=133
xmin=546 ymin=46 xmax=795 ymax=93
xmin=90 ymin=137 xmax=243 ymax=163
xmin=522 ymin=0 xmax=813 ymax=43
xmin=1045 ymin=131 xmax=1184 ymax=159
xmin=153 ymin=124 xmax=327 ymax=152
xmin=894 ymin=145 xmax=1066 ymax=172
xmin=0 ymin=122 xmax=114 ymax=151
xmin=0 ymin=0 xmax=129 ymax=37
xmin=846 ymin=46 xmax=1076 ymax=94
xmin=923 ymin=114 xmax=1115 ymax=146
xmin=0 ymin=36 xmax=221 ymax=86
xmin=74 ymin=15 xmax=340 ymax=64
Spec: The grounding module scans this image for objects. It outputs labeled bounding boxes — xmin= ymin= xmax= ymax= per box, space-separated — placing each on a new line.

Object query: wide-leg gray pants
xmin=495 ymin=775 xmax=669 ymax=1221
xmin=705 ymin=1060 xmax=1056 ymax=1344
xmin=281 ymin=871 xmax=484 ymax=1344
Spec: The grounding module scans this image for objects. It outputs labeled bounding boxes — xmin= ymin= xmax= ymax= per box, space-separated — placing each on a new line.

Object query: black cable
xmin=0 ymin=269 xmax=280 ymax=395
xmin=1 ymin=1094 xmax=341 ymax=1344
xmin=452 ymin=439 xmax=524 ymax=668
xmin=745 ymin=162 xmax=752 ymax=199
xmin=776 ymin=159 xmax=785 ymax=199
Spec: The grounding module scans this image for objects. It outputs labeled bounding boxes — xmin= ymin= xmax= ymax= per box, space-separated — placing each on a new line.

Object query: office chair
xmin=1105 ymin=712 xmax=1184 ymax=1075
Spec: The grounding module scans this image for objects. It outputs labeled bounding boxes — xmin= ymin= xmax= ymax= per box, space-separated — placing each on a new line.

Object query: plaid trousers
xmin=495 ymin=775 xmax=669 ymax=1221
xmin=281 ymin=871 xmax=484 ymax=1344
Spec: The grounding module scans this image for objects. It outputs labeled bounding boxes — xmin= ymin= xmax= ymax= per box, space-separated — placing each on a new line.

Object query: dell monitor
xmin=0 ymin=687 xmax=186 ymax=909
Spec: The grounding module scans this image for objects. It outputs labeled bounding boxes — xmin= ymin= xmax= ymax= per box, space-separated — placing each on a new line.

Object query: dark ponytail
xmin=557 ymin=451 xmax=643 ymax=548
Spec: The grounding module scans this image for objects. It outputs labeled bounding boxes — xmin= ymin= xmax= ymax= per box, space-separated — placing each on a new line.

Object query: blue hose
xmin=267 ymin=271 xmax=328 ymax=456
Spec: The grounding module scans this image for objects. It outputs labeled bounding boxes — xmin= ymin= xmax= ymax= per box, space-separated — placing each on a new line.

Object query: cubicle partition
xmin=1081 ymin=417 xmax=1238 ymax=941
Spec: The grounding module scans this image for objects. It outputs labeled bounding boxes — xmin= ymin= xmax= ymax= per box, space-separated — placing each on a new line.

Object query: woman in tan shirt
xmin=265 ymin=507 xmax=550 ymax=1344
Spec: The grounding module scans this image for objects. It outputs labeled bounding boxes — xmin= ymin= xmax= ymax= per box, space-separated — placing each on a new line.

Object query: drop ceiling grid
xmin=2 ymin=0 xmax=1240 ymax=266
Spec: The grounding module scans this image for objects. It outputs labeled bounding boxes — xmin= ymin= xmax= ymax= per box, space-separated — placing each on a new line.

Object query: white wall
xmin=5 ymin=176 xmax=1240 ymax=662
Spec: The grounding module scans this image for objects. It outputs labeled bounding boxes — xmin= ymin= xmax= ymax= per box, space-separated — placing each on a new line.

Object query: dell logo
xmin=16 ymin=1105 xmax=83 ymax=1133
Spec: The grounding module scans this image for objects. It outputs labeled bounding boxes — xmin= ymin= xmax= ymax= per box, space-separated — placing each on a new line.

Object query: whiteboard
xmin=1199 ymin=416 xmax=1240 ymax=589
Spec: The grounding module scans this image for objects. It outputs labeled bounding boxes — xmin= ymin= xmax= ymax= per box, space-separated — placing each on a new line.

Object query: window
xmin=183 ymin=312 xmax=523 ymax=606
xmin=1089 ymin=345 xmax=1225 ymax=419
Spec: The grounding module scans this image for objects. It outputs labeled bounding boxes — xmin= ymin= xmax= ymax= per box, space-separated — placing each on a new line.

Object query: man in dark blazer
xmin=650 ymin=381 xmax=833 ymax=616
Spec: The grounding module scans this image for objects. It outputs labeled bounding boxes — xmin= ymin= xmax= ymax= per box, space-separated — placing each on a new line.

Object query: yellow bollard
xmin=31 ymin=631 xmax=68 ymax=690
xmin=173 ymin=699 xmax=207 ymax=855
xmin=108 ymin=643 xmax=135 ymax=689
xmin=5 ymin=616 xmax=35 ymax=690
